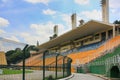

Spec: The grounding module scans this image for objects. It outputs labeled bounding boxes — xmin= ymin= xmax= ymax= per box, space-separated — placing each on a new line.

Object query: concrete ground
xmin=0 ymin=71 xmax=106 ymax=80
xmin=67 ymin=73 xmax=104 ymax=80
xmin=0 ymin=70 xmax=63 ymax=80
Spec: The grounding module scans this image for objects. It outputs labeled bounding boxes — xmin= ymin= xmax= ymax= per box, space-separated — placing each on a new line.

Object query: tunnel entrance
xmin=110 ymin=66 xmax=120 ymax=78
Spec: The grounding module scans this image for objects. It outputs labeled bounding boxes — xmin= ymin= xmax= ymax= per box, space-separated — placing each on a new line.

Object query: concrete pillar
xmin=100 ymin=33 xmax=102 ymax=40
xmin=58 ymin=46 xmax=61 ymax=53
xmin=113 ymin=26 xmax=115 ymax=38
xmin=106 ymin=31 xmax=108 ymax=40
xmin=54 ymin=25 xmax=58 ymax=36
xmin=101 ymin=0 xmax=109 ymax=23
xmin=116 ymin=26 xmax=119 ymax=36
xmin=71 ymin=13 xmax=77 ymax=29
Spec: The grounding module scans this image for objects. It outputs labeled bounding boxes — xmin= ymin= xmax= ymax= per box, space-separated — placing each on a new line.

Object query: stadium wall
xmin=0 ymin=51 xmax=7 ymax=65
xmin=87 ymin=45 xmax=120 ymax=78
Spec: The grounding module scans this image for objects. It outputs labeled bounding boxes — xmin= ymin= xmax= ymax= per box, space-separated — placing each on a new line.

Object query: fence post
xmin=63 ymin=56 xmax=67 ymax=78
xmin=22 ymin=44 xmax=29 ymax=80
xmin=67 ymin=58 xmax=72 ymax=76
xmin=55 ymin=53 xmax=59 ymax=79
xmin=43 ymin=50 xmax=48 ymax=80
xmin=77 ymin=67 xmax=78 ymax=73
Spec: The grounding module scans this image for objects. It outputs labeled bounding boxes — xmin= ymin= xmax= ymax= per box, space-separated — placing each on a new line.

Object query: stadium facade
xmin=36 ymin=0 xmax=120 ymax=78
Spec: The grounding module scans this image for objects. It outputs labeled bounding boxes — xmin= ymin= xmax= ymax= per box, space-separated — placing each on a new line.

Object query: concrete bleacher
xmin=62 ymin=41 xmax=105 ymax=56
xmin=77 ymin=41 xmax=104 ymax=52
xmin=0 ymin=51 xmax=7 ymax=65
xmin=17 ymin=53 xmax=43 ymax=66
xmin=88 ymin=43 xmax=120 ymax=78
xmin=17 ymin=36 xmax=120 ymax=73
xmin=68 ymin=36 xmax=120 ymax=72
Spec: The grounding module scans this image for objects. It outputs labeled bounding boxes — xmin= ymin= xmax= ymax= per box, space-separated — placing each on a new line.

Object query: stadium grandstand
xmin=16 ymin=0 xmax=120 ymax=79
xmin=22 ymin=19 xmax=120 ymax=79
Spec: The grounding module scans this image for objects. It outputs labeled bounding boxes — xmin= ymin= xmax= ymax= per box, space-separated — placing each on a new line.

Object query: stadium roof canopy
xmin=38 ymin=20 xmax=114 ymax=50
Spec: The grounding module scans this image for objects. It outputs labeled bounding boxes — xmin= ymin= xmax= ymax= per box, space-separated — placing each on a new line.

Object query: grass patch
xmin=2 ymin=68 xmax=33 ymax=75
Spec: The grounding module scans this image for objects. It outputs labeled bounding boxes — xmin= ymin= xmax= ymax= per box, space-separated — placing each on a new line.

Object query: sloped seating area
xmin=91 ymin=45 xmax=120 ymax=64
xmin=17 ymin=53 xmax=64 ymax=67
xmin=77 ymin=41 xmax=104 ymax=52
xmin=68 ymin=36 xmax=120 ymax=70
xmin=17 ymin=36 xmax=120 ymax=72
xmin=17 ymin=53 xmax=43 ymax=66
xmin=87 ymin=44 xmax=120 ymax=76
xmin=62 ymin=41 xmax=104 ymax=56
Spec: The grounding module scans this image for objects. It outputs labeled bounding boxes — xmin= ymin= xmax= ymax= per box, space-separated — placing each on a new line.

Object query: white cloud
xmin=43 ymin=9 xmax=56 ymax=15
xmin=61 ymin=13 xmax=83 ymax=28
xmin=20 ymin=21 xmax=67 ymax=45
xmin=5 ymin=36 xmax=20 ymax=42
xmin=21 ymin=32 xmax=39 ymax=45
xmin=74 ymin=0 xmax=89 ymax=5
xmin=77 ymin=15 xmax=82 ymax=26
xmin=0 ymin=29 xmax=6 ymax=34
xmin=110 ymin=0 xmax=120 ymax=9
xmin=30 ymin=22 xmax=67 ymax=36
xmin=109 ymin=0 xmax=120 ymax=19
xmin=2 ymin=0 xmax=8 ymax=3
xmin=61 ymin=14 xmax=71 ymax=26
xmin=25 ymin=0 xmax=50 ymax=5
xmin=55 ymin=23 xmax=67 ymax=35
xmin=80 ymin=10 xmax=102 ymax=20
xmin=30 ymin=22 xmax=54 ymax=35
xmin=20 ymin=22 xmax=55 ymax=45
xmin=0 ymin=17 xmax=9 ymax=27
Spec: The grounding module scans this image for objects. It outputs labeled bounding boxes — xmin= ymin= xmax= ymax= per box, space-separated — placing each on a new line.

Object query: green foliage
xmin=6 ymin=48 xmax=23 ymax=64
xmin=113 ymin=20 xmax=120 ymax=24
xmin=5 ymin=45 xmax=39 ymax=65
xmin=5 ymin=50 xmax=15 ymax=56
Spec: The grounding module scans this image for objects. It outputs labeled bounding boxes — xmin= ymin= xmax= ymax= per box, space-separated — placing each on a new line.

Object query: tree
xmin=113 ymin=20 xmax=120 ymax=24
xmin=6 ymin=48 xmax=22 ymax=64
xmin=5 ymin=45 xmax=39 ymax=65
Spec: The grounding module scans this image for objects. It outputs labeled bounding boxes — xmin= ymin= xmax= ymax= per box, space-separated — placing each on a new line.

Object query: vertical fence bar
xmin=69 ymin=59 xmax=72 ymax=75
xmin=67 ymin=58 xmax=72 ymax=76
xmin=55 ymin=54 xmax=59 ymax=79
xmin=43 ymin=50 xmax=47 ymax=80
xmin=22 ymin=44 xmax=28 ymax=80
xmin=63 ymin=56 xmax=66 ymax=78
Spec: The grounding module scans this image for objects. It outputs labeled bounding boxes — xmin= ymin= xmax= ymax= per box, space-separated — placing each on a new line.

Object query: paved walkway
xmin=0 ymin=70 xmax=63 ymax=80
xmin=0 ymin=71 xmax=105 ymax=80
xmin=68 ymin=73 xmax=104 ymax=80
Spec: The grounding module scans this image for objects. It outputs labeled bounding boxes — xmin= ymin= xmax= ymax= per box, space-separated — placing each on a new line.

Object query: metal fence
xmin=43 ymin=51 xmax=72 ymax=80
xmin=0 ymin=45 xmax=72 ymax=80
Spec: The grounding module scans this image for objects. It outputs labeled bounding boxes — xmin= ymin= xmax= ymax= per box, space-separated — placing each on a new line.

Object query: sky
xmin=0 ymin=0 xmax=120 ymax=45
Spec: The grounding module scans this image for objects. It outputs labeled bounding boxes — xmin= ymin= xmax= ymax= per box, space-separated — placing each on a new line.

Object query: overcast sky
xmin=0 ymin=0 xmax=120 ymax=45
